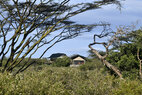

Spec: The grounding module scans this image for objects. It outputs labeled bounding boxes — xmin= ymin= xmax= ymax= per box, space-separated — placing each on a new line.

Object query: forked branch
xmin=89 ymin=27 xmax=123 ymax=78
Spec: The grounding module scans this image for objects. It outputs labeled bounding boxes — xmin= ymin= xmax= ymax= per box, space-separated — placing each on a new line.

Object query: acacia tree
xmin=0 ymin=0 xmax=121 ymax=74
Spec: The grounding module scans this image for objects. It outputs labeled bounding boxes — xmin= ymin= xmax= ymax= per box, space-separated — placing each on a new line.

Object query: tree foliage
xmin=88 ymin=24 xmax=142 ymax=79
xmin=52 ymin=56 xmax=71 ymax=67
xmin=106 ymin=28 xmax=142 ymax=79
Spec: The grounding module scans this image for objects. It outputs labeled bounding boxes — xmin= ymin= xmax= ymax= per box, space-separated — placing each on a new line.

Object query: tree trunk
xmin=89 ymin=44 xmax=123 ymax=79
xmin=137 ymin=48 xmax=142 ymax=78
xmin=0 ymin=62 xmax=2 ymax=67
xmin=103 ymin=60 xmax=123 ymax=78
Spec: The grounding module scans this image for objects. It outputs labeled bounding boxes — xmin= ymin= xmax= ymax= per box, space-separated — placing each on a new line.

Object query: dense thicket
xmin=1 ymin=65 xmax=142 ymax=95
xmin=106 ymin=29 xmax=142 ymax=79
xmin=88 ymin=27 xmax=142 ymax=79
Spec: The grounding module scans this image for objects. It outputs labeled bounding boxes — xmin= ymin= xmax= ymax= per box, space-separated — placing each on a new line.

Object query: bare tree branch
xmin=88 ymin=25 xmax=123 ymax=78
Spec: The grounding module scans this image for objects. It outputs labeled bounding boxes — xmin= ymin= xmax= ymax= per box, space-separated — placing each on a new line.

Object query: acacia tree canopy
xmin=0 ymin=0 xmax=121 ymax=74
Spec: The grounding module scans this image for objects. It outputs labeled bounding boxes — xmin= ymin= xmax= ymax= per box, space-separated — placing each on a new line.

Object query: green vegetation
xmin=1 ymin=64 xmax=142 ymax=95
xmin=79 ymin=59 xmax=104 ymax=71
xmin=106 ymin=43 xmax=139 ymax=79
xmin=112 ymin=80 xmax=142 ymax=95
xmin=1 ymin=28 xmax=142 ymax=94
xmin=106 ymin=29 xmax=142 ymax=79
xmin=52 ymin=57 xmax=72 ymax=67
xmin=0 ymin=0 xmax=142 ymax=94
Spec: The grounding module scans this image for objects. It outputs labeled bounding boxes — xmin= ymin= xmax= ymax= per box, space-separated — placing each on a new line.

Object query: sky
xmin=34 ymin=0 xmax=142 ymax=58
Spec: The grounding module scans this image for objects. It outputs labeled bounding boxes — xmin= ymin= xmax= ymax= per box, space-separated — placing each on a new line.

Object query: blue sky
xmin=34 ymin=0 xmax=142 ymax=58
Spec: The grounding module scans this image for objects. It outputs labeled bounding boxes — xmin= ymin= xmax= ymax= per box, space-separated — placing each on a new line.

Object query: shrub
xmin=79 ymin=59 xmax=104 ymax=71
xmin=1 ymin=65 xmax=142 ymax=95
xmin=0 ymin=66 xmax=116 ymax=95
xmin=52 ymin=57 xmax=71 ymax=67
xmin=79 ymin=62 xmax=96 ymax=71
xmin=106 ymin=43 xmax=140 ymax=79
xmin=16 ymin=58 xmax=49 ymax=67
xmin=112 ymin=79 xmax=142 ymax=95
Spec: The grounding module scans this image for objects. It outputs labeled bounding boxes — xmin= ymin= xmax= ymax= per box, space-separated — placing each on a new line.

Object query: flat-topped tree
xmin=0 ymin=0 xmax=122 ymax=74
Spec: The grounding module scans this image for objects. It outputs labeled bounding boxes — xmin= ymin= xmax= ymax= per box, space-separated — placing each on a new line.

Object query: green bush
xmin=106 ymin=43 xmax=140 ymax=79
xmin=0 ymin=66 xmax=116 ymax=95
xmin=112 ymin=79 xmax=142 ymax=95
xmin=79 ymin=62 xmax=96 ymax=71
xmin=1 ymin=65 xmax=142 ymax=95
xmin=79 ymin=59 xmax=104 ymax=71
xmin=52 ymin=57 xmax=71 ymax=67
xmin=16 ymin=58 xmax=49 ymax=67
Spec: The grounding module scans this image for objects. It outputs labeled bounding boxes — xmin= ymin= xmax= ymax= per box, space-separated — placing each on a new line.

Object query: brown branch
xmin=137 ymin=48 xmax=142 ymax=78
xmin=88 ymin=29 xmax=123 ymax=79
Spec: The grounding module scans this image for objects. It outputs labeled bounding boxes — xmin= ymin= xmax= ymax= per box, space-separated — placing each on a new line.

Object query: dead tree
xmin=137 ymin=48 xmax=142 ymax=78
xmin=88 ymin=27 xmax=124 ymax=79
